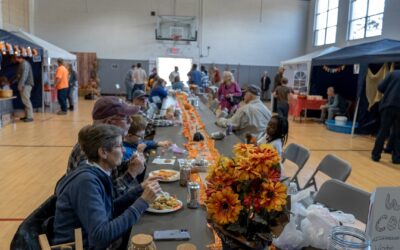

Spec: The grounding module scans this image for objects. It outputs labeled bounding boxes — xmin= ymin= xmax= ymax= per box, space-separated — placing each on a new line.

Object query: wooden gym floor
xmin=0 ymin=98 xmax=399 ymax=248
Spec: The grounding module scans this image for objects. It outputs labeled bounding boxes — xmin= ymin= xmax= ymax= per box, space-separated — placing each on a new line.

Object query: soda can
xmin=226 ymin=123 xmax=233 ymax=135
xmin=187 ymin=182 xmax=200 ymax=209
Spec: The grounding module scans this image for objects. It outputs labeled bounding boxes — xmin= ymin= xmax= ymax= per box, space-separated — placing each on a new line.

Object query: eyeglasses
xmin=132 ymin=133 xmax=145 ymax=139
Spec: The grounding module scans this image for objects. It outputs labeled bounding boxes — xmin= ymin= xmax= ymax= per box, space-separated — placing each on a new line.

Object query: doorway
xmin=157 ymin=57 xmax=192 ymax=86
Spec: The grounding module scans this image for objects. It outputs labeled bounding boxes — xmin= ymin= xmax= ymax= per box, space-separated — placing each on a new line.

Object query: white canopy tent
xmin=280 ymin=46 xmax=339 ymax=94
xmin=10 ymin=29 xmax=77 ymax=112
xmin=10 ymin=29 xmax=76 ymax=60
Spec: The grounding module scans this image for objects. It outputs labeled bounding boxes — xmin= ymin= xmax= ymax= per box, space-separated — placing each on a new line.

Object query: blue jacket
xmin=150 ymin=86 xmax=168 ymax=109
xmin=53 ymin=162 xmax=148 ymax=249
xmin=123 ymin=140 xmax=158 ymax=161
xmin=190 ymin=70 xmax=202 ymax=86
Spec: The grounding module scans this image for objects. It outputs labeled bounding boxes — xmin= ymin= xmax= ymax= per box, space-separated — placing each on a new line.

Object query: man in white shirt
xmin=133 ymin=63 xmax=147 ymax=92
xmin=216 ymin=84 xmax=272 ymax=141
xmin=169 ymin=66 xmax=180 ymax=84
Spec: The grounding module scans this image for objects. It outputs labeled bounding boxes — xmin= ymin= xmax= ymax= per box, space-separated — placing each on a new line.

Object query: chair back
xmin=314 ymin=179 xmax=371 ymax=224
xmin=283 ymin=143 xmax=310 ymax=169
xmin=39 ymin=228 xmax=83 ymax=250
xmin=10 ymin=195 xmax=57 ymax=250
xmin=318 ymin=154 xmax=352 ymax=182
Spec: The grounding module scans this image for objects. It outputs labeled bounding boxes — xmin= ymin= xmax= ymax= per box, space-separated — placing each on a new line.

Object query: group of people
xmin=51 ymin=63 xmax=294 ymax=248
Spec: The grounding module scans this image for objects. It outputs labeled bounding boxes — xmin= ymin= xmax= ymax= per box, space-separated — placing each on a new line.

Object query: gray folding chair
xmin=283 ymin=143 xmax=311 ymax=190
xmin=302 ymin=154 xmax=352 ymax=191
xmin=314 ymin=179 xmax=371 ymax=224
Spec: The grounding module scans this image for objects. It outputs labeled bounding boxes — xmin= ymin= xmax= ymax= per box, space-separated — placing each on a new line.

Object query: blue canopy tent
xmin=311 ymin=39 xmax=400 ymax=135
xmin=0 ymin=29 xmax=43 ymax=110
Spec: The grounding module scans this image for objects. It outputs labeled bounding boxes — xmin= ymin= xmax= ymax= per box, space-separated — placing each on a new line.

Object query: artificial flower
xmin=206 ymin=188 xmax=242 ymax=225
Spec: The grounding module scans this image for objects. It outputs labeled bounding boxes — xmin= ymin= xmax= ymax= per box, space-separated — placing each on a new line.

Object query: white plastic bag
xmin=273 ymin=218 xmax=306 ymax=250
xmin=301 ymin=205 xmax=340 ymax=249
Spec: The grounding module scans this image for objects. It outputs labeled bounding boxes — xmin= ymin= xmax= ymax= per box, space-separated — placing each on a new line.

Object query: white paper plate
xmin=149 ymin=169 xmax=180 ymax=182
xmin=146 ymin=199 xmax=183 ymax=213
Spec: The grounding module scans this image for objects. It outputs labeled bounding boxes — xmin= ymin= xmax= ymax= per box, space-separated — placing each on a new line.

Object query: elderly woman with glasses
xmin=54 ymin=124 xmax=162 ymax=249
xmin=67 ymin=96 xmax=144 ymax=197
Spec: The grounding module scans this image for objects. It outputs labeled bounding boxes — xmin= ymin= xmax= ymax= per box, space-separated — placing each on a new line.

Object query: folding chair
xmin=302 ymin=154 xmax=352 ymax=191
xmin=39 ymin=228 xmax=83 ymax=250
xmin=10 ymin=195 xmax=57 ymax=250
xmin=283 ymin=143 xmax=311 ymax=190
xmin=314 ymin=179 xmax=371 ymax=224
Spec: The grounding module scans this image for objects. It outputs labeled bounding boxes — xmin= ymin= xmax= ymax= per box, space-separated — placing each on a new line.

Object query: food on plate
xmin=150 ymin=195 xmax=181 ymax=210
xmin=164 ymin=159 xmax=172 ymax=163
xmin=152 ymin=170 xmax=177 ymax=179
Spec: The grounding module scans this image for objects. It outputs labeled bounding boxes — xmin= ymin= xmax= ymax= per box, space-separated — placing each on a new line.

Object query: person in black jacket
xmin=371 ymin=63 xmax=400 ymax=164
xmin=260 ymin=71 xmax=271 ymax=101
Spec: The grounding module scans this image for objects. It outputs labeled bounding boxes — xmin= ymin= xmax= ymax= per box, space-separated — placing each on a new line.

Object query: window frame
xmin=313 ymin=0 xmax=339 ymax=46
xmin=348 ymin=0 xmax=385 ymax=40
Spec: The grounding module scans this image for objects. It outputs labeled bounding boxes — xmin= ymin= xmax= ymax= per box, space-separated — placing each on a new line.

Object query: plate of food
xmin=149 ymin=169 xmax=180 ymax=182
xmin=147 ymin=195 xmax=183 ymax=213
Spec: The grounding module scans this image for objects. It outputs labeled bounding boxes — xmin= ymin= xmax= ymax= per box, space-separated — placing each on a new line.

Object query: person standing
xmin=272 ymin=67 xmax=285 ymax=113
xmin=55 ymin=58 xmax=69 ymax=115
xmin=168 ymin=66 xmax=180 ymax=84
xmin=273 ymin=78 xmax=292 ymax=118
xmin=371 ymin=63 xmax=400 ymax=164
xmin=124 ymin=65 xmax=135 ymax=101
xmin=200 ymin=65 xmax=209 ymax=92
xmin=212 ymin=66 xmax=221 ymax=86
xmin=15 ymin=56 xmax=34 ymax=122
xmin=188 ymin=64 xmax=202 ymax=87
xmin=260 ymin=71 xmax=271 ymax=101
xmin=133 ymin=63 xmax=147 ymax=92
xmin=67 ymin=64 xmax=77 ymax=111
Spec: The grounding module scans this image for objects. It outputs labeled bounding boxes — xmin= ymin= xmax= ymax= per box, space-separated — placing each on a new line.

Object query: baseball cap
xmin=132 ymin=90 xmax=149 ymax=100
xmin=92 ymin=96 xmax=139 ymax=120
xmin=244 ymin=84 xmax=261 ymax=96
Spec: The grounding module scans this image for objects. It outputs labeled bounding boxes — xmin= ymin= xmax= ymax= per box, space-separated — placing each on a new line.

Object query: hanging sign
xmin=354 ymin=64 xmax=360 ymax=74
xmin=323 ymin=65 xmax=345 ymax=73
xmin=366 ymin=187 xmax=400 ymax=250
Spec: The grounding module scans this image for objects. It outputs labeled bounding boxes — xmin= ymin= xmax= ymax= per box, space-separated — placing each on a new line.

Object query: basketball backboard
xmin=155 ymin=15 xmax=197 ymax=41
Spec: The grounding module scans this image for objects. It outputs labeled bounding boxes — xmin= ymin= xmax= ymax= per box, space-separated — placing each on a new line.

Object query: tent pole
xmin=351 ymin=97 xmax=360 ymax=137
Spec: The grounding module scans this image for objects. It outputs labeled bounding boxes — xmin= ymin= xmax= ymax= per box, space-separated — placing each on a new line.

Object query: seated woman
xmin=217 ymin=71 xmax=242 ymax=114
xmin=150 ymin=78 xmax=168 ymax=110
xmin=172 ymin=76 xmax=184 ymax=91
xmin=53 ymin=124 xmax=161 ymax=249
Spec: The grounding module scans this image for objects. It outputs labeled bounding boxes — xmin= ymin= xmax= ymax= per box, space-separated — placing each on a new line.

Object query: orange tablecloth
xmin=289 ymin=97 xmax=327 ymax=120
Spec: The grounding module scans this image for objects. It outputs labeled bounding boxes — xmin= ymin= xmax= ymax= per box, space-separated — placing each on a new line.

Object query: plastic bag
xmin=273 ymin=218 xmax=306 ymax=250
xmin=300 ymin=205 xmax=340 ymax=249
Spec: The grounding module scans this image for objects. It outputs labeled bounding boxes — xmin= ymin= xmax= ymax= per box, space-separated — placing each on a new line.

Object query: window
xmin=314 ymin=0 xmax=339 ymax=46
xmin=349 ymin=0 xmax=385 ymax=40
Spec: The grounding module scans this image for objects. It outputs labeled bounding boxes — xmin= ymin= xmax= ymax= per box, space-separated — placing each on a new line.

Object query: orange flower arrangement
xmin=205 ymin=143 xmax=288 ymax=245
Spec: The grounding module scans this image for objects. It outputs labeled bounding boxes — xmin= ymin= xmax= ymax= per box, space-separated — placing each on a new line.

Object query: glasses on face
xmin=133 ymin=133 xmax=145 ymax=139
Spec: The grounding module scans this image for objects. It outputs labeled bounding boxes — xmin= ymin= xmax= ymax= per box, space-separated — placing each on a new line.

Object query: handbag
xmin=227 ymin=95 xmax=242 ymax=106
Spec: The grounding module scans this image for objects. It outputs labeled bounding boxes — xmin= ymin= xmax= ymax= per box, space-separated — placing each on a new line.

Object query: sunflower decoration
xmin=206 ymin=143 xmax=289 ymax=243
xmin=206 ymin=188 xmax=242 ymax=225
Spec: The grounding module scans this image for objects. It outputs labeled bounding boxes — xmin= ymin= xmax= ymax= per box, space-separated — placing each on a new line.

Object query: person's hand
xmin=141 ymin=181 xmax=162 ymax=204
xmin=141 ymin=176 xmax=163 ymax=189
xmin=320 ymin=105 xmax=325 ymax=109
xmin=127 ymin=153 xmax=145 ymax=178
xmin=157 ymin=140 xmax=172 ymax=148
xmin=137 ymin=143 xmax=147 ymax=154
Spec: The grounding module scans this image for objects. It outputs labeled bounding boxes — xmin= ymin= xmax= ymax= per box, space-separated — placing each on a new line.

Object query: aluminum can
xmin=187 ymin=182 xmax=200 ymax=209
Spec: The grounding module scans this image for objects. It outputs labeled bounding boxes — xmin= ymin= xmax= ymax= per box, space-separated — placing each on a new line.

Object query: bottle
xmin=129 ymin=234 xmax=157 ymax=250
xmin=179 ymin=164 xmax=191 ymax=187
xmin=327 ymin=226 xmax=370 ymax=250
xmin=226 ymin=123 xmax=232 ymax=135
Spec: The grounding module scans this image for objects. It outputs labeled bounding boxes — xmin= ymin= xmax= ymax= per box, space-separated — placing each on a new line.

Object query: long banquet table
xmin=129 ymin=100 xmax=241 ymax=249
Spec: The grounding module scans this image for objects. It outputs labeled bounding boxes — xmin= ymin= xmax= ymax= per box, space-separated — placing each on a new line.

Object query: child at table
xmin=257 ymin=115 xmax=289 ymax=174
xmin=124 ymin=115 xmax=172 ymax=182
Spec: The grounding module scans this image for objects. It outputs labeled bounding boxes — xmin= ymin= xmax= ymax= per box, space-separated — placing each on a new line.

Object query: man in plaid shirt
xmin=67 ymin=96 xmax=144 ymax=196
